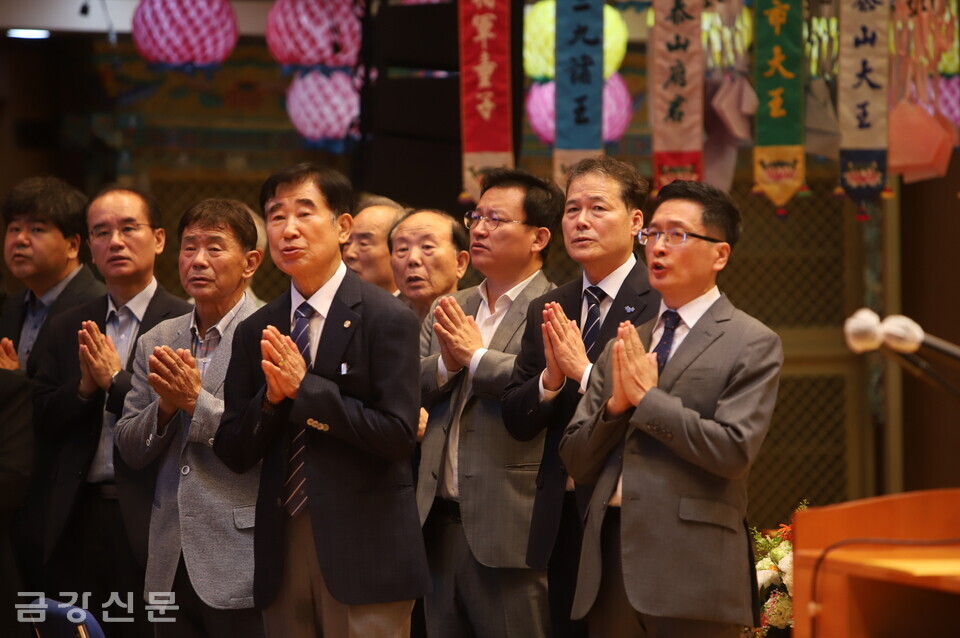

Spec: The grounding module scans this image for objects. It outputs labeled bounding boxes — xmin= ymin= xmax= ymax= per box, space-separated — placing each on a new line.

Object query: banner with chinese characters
xmin=838 ymin=0 xmax=888 ymax=206
xmin=553 ymin=0 xmax=604 ymax=187
xmin=460 ymin=0 xmax=513 ymax=202
xmin=651 ymin=0 xmax=703 ymax=191
xmin=753 ymin=0 xmax=805 ymax=210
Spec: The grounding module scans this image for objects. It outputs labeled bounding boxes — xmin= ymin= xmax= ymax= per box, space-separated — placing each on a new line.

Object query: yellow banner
xmin=753 ymin=145 xmax=805 ymax=208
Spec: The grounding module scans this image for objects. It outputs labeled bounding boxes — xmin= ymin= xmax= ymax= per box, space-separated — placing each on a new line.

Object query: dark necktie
xmin=653 ymin=310 xmax=681 ymax=376
xmin=581 ymin=286 xmax=607 ymax=358
xmin=284 ymin=302 xmax=315 ymax=517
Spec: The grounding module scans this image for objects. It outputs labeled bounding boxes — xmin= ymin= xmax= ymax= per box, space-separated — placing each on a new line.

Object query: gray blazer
xmin=115 ymin=294 xmax=260 ymax=610
xmin=418 ymin=271 xmax=554 ymax=568
xmin=560 ymin=295 xmax=783 ymax=626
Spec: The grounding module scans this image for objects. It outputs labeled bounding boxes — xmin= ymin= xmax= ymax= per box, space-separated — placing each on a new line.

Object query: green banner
xmin=754 ymin=0 xmax=803 ymax=146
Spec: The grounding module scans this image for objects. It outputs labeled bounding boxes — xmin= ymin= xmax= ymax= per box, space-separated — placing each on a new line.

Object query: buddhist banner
xmin=651 ymin=0 xmax=703 ymax=191
xmin=460 ymin=0 xmax=513 ymax=202
xmin=553 ymin=0 xmax=604 ymax=187
xmin=838 ymin=0 xmax=888 ymax=207
xmin=754 ymin=0 xmax=805 ymax=211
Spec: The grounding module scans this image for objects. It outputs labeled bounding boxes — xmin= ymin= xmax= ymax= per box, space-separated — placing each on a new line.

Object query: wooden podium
xmin=793 ymin=489 xmax=960 ymax=638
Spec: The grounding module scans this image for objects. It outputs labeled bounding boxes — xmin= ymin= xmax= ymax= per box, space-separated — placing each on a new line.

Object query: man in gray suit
xmin=560 ymin=181 xmax=783 ymax=638
xmin=418 ymin=168 xmax=562 ymax=638
xmin=115 ymin=199 xmax=264 ymax=638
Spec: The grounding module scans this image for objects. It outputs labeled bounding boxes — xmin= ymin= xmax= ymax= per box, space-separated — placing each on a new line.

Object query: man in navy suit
xmin=215 ymin=164 xmax=429 ymax=638
xmin=501 ymin=156 xmax=660 ymax=637
xmin=34 ymin=185 xmax=192 ymax=636
xmin=0 ymin=177 xmax=105 ymax=624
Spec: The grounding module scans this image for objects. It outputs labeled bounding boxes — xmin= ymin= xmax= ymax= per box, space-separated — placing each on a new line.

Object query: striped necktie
xmin=283 ymin=301 xmax=315 ymax=517
xmin=581 ymin=286 xmax=607 ymax=358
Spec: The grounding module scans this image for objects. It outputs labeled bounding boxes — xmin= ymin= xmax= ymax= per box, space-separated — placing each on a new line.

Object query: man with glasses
xmin=501 ymin=155 xmax=660 ymax=638
xmin=560 ymin=180 xmax=783 ymax=638
xmin=35 ymin=185 xmax=191 ymax=637
xmin=417 ymin=168 xmax=561 ymax=637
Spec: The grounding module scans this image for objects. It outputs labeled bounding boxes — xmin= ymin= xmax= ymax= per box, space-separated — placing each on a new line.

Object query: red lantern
xmin=267 ymin=0 xmax=363 ymax=69
xmin=286 ymin=71 xmax=360 ymax=145
xmin=132 ymin=0 xmax=238 ymax=67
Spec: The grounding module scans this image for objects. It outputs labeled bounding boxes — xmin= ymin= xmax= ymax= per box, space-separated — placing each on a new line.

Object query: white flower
xmin=763 ymin=591 xmax=793 ymax=629
xmin=756 ymin=568 xmax=781 ymax=590
xmin=778 ymin=553 xmax=794 ymax=597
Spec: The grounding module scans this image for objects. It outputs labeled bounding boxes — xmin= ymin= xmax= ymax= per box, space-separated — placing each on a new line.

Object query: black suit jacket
xmin=215 ymin=269 xmax=431 ymax=608
xmin=33 ymin=285 xmax=191 ymax=566
xmin=0 ymin=265 xmax=106 ymax=379
xmin=501 ymin=258 xmax=659 ymax=569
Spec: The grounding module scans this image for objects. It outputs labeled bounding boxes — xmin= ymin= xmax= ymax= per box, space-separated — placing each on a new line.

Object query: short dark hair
xmin=177 ymin=199 xmax=259 ymax=252
xmin=565 ymin=156 xmax=650 ymax=212
xmin=259 ymin=163 xmax=352 ymax=218
xmin=86 ymin=184 xmax=162 ymax=228
xmin=480 ymin=168 xmax=563 ymax=261
xmin=2 ymin=176 xmax=88 ymax=240
xmin=388 ymin=208 xmax=469 ymax=254
xmin=655 ymin=180 xmax=742 ymax=250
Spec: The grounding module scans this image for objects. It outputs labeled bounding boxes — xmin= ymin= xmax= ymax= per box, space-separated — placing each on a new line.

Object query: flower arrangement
xmin=743 ymin=501 xmax=808 ymax=638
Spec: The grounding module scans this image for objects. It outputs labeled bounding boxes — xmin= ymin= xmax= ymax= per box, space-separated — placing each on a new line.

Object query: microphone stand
xmin=884 ymin=350 xmax=960 ymax=402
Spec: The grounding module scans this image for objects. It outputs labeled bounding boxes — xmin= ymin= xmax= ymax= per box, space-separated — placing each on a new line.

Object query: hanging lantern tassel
xmin=775 ymin=206 xmax=788 ymax=217
xmin=286 ymin=71 xmax=360 ymax=151
xmin=132 ymin=0 xmax=239 ymax=70
xmin=880 ymin=185 xmax=895 ymax=199
xmin=855 ymin=202 xmax=870 ymax=222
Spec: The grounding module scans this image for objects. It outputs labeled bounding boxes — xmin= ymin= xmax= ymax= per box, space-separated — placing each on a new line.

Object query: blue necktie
xmin=284 ymin=301 xmax=315 ymax=517
xmin=653 ymin=310 xmax=681 ymax=376
xmin=582 ymin=286 xmax=607 ymax=358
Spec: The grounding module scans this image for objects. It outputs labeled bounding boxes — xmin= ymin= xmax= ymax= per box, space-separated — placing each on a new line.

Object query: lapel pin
xmin=343 ymin=320 xmax=351 ymax=328
xmin=341 ymin=362 xmax=349 ymax=375
xmin=625 ymin=305 xmax=635 ymax=313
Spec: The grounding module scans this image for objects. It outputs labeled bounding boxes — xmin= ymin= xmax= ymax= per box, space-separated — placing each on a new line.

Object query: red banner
xmin=460 ymin=0 xmax=513 ymax=202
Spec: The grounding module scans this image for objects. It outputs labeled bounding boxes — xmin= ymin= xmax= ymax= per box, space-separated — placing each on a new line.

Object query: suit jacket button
xmin=321 ymin=424 xmax=329 ymax=431
xmin=207 ymin=437 xmax=215 ymax=446
xmin=307 ymin=418 xmax=319 ymax=428
xmin=181 ymin=465 xmax=190 ymax=475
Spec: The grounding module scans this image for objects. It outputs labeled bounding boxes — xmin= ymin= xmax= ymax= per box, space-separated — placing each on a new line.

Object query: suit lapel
xmin=596 ymin=260 xmax=653 ymax=350
xmin=658 ymin=296 xmax=733 ymax=391
xmin=313 ymin=271 xmax=361 ymax=377
xmin=203 ymin=296 xmax=257 ymax=396
xmin=487 ymin=271 xmax=551 ymax=353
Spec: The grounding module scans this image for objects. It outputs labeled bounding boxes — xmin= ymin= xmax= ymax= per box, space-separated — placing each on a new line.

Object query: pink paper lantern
xmin=941 ymin=76 xmax=960 ymax=128
xmin=525 ymin=73 xmax=634 ymax=145
xmin=132 ymin=0 xmax=238 ymax=67
xmin=267 ymin=0 xmax=363 ymax=69
xmin=286 ymin=71 xmax=360 ymax=143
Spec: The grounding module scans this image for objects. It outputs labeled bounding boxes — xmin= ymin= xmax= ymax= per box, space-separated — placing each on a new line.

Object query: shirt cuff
xmin=468 ymin=348 xmax=487 ymax=377
xmin=578 ymin=363 xmax=594 ymax=394
xmin=539 ymin=369 xmax=561 ymax=403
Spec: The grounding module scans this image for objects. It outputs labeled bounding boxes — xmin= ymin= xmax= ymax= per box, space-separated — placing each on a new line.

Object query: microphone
xmin=843 ymin=308 xmax=883 ymax=354
xmin=881 ymin=315 xmax=960 ymax=363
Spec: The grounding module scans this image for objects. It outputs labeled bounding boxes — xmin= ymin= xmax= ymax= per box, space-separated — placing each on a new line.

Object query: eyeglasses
xmin=638 ymin=228 xmax=723 ymax=246
xmin=463 ymin=211 xmax=529 ymax=231
xmin=88 ymin=222 xmax=153 ymax=244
